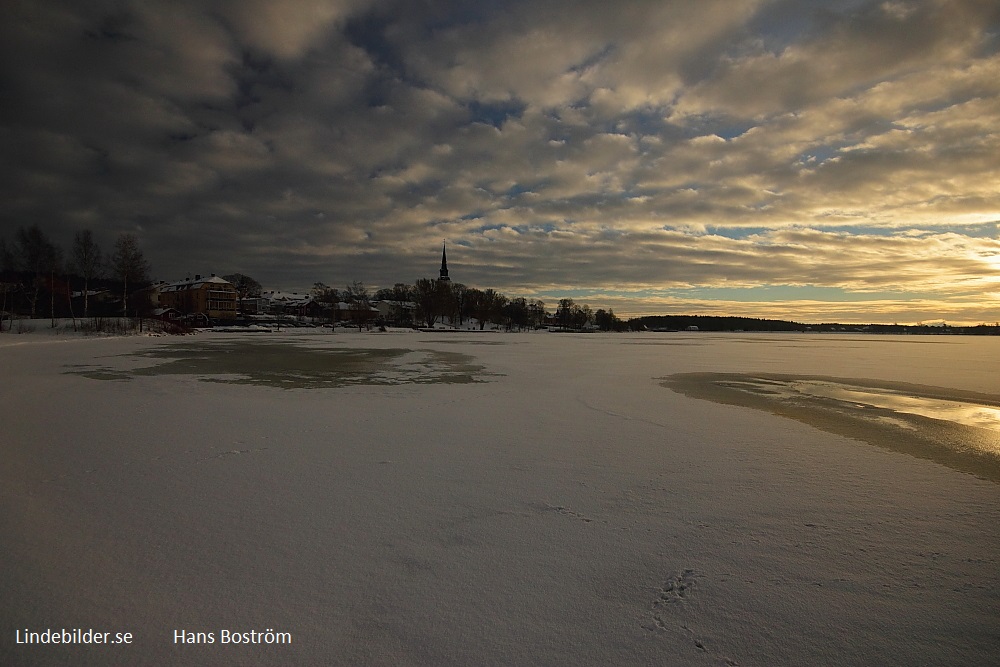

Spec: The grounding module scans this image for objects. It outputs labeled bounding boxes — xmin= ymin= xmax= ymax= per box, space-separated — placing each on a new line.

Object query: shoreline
xmin=663 ymin=372 xmax=1000 ymax=484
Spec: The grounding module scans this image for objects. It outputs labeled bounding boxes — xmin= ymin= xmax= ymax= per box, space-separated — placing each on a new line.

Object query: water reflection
xmin=664 ymin=372 xmax=1000 ymax=483
xmin=750 ymin=379 xmax=1000 ymax=432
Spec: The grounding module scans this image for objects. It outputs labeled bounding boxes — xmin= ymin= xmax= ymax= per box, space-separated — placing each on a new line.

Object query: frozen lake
xmin=2 ymin=331 xmax=998 ymax=666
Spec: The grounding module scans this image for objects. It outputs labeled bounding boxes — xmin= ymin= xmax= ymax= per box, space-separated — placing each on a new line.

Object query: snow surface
xmin=2 ymin=330 xmax=998 ymax=666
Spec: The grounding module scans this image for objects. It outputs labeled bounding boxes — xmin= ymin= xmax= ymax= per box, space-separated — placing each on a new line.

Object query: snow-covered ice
xmin=2 ymin=330 xmax=998 ymax=666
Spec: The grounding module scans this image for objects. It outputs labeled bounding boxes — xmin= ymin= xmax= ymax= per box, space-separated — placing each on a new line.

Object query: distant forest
xmin=629 ymin=315 xmax=1000 ymax=336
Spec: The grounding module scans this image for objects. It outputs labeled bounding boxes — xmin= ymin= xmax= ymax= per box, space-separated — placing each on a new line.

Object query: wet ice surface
xmin=739 ymin=377 xmax=1000 ymax=432
xmin=3 ymin=331 xmax=1000 ymax=666
xmin=664 ymin=373 xmax=1000 ymax=483
xmin=64 ymin=338 xmax=492 ymax=387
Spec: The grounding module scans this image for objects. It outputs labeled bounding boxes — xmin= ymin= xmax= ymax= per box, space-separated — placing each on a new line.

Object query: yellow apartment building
xmin=157 ymin=274 xmax=238 ymax=320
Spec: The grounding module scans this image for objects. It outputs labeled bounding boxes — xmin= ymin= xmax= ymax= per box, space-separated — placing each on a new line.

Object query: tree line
xmin=0 ymin=224 xmax=149 ymax=328
xmin=305 ymin=280 xmax=628 ymax=331
xmin=1 ymin=223 xmax=633 ymax=332
xmin=306 ymin=280 xmax=546 ymax=330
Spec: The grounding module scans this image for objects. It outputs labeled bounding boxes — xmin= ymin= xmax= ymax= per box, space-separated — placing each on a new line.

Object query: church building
xmin=439 ymin=242 xmax=451 ymax=282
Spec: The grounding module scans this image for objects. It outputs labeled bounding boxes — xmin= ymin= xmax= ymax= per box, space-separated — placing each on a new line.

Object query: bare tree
xmin=63 ymin=257 xmax=78 ymax=331
xmin=12 ymin=224 xmax=59 ymax=318
xmin=487 ymin=289 xmax=508 ymax=329
xmin=111 ymin=233 xmax=150 ymax=318
xmin=469 ymin=288 xmax=506 ymax=330
xmin=311 ymin=282 xmax=342 ymax=324
xmin=0 ymin=282 xmax=13 ymax=332
xmin=345 ymin=280 xmax=371 ymax=331
xmin=556 ymin=298 xmax=577 ymax=329
xmin=414 ymin=278 xmax=454 ymax=327
xmin=448 ymin=282 xmax=467 ymax=326
xmin=463 ymin=287 xmax=483 ymax=328
xmin=504 ymin=297 xmax=529 ymax=331
xmin=528 ymin=299 xmax=546 ymax=329
xmin=311 ymin=282 xmax=341 ymax=302
xmin=0 ymin=238 xmax=13 ymax=272
xmin=0 ymin=238 xmax=12 ymax=331
xmin=594 ymin=308 xmax=624 ymax=331
xmin=48 ymin=245 xmax=64 ymax=327
xmin=71 ymin=229 xmax=103 ymax=318
xmin=224 ymin=273 xmax=263 ymax=315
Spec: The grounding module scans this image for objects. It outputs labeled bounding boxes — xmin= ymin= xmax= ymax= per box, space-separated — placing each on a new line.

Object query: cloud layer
xmin=3 ymin=0 xmax=999 ymax=322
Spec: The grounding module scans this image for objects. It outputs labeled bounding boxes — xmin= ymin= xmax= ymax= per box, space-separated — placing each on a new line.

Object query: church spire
xmin=439 ymin=241 xmax=451 ymax=281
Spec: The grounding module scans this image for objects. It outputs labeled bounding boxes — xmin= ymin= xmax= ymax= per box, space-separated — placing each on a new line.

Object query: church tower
xmin=439 ymin=242 xmax=451 ymax=282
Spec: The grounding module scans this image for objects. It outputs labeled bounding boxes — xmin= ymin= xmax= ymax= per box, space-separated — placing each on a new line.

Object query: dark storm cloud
xmin=2 ymin=0 xmax=999 ymax=321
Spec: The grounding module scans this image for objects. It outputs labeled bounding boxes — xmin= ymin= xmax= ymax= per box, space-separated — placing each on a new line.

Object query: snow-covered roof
xmin=332 ymin=302 xmax=379 ymax=312
xmin=264 ymin=293 xmax=316 ymax=308
xmin=261 ymin=290 xmax=312 ymax=302
xmin=160 ymin=275 xmax=234 ymax=293
xmin=373 ymin=300 xmax=417 ymax=309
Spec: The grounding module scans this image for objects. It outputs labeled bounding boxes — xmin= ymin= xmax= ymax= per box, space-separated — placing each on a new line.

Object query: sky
xmin=2 ymin=0 xmax=1000 ymax=324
